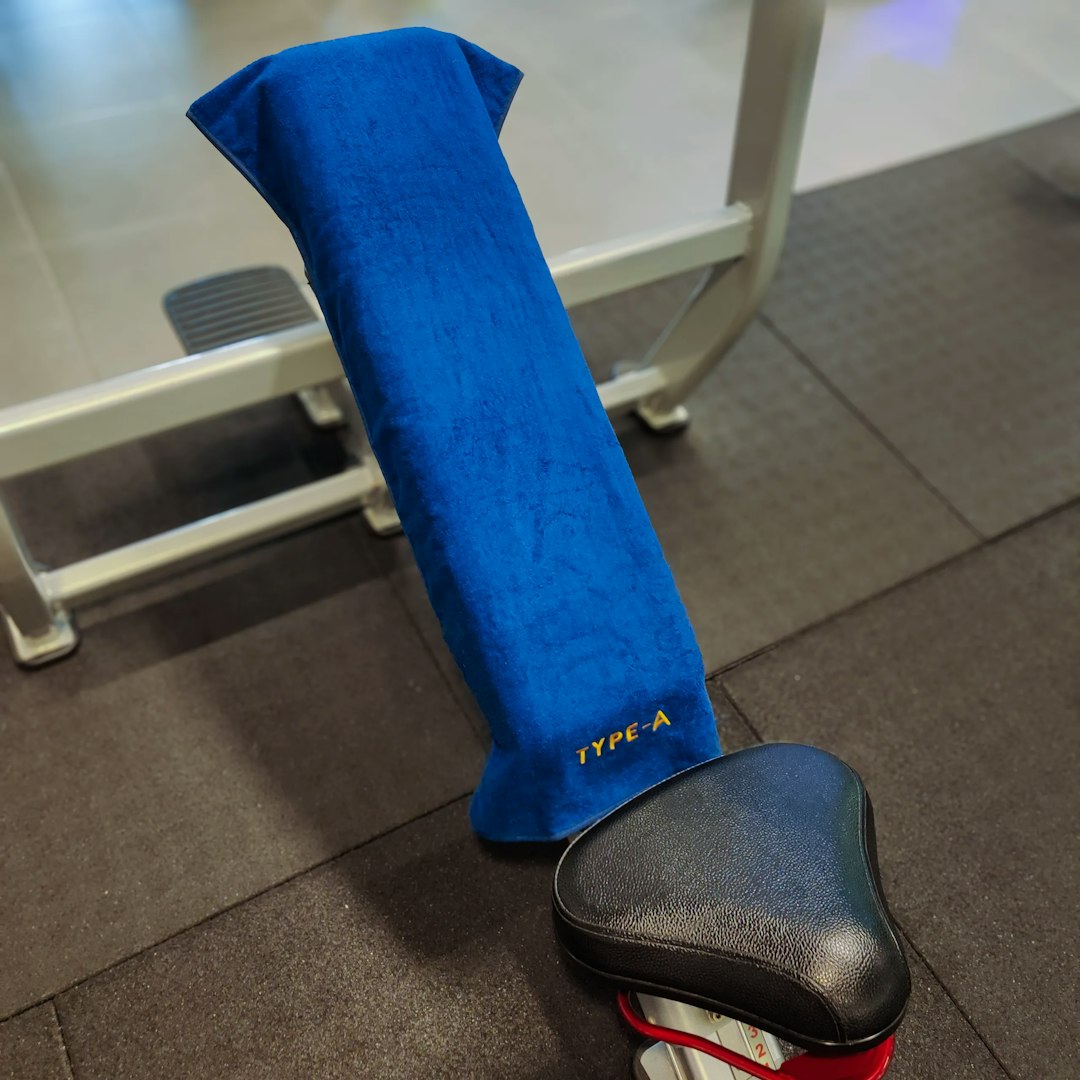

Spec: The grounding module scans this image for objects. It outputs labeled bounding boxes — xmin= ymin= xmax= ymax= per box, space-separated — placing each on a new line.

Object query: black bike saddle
xmin=552 ymin=743 xmax=911 ymax=1052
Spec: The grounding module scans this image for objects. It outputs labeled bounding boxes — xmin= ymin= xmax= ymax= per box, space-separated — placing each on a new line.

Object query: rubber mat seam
xmin=0 ymin=791 xmax=472 ymax=1025
xmin=757 ymin=313 xmax=985 ymax=541
xmin=706 ymin=488 xmax=1080 ymax=684
xmin=896 ymin=928 xmax=1019 ymax=1080
xmin=50 ymin=1000 xmax=76 ymax=1080
xmin=378 ymin=556 xmax=493 ymax=749
xmin=706 ymin=680 xmax=765 ymax=746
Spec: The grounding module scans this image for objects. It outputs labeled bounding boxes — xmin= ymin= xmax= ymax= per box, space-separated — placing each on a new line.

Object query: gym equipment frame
xmin=0 ymin=0 xmax=824 ymax=666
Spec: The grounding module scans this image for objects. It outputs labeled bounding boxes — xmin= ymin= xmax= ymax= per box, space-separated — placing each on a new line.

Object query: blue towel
xmin=188 ymin=28 xmax=721 ymax=841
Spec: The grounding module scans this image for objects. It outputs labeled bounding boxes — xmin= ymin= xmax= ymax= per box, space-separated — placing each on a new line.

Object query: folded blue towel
xmin=188 ymin=28 xmax=720 ymax=841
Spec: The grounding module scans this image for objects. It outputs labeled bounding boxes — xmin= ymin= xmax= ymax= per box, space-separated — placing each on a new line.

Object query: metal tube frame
xmin=0 ymin=0 xmax=823 ymax=666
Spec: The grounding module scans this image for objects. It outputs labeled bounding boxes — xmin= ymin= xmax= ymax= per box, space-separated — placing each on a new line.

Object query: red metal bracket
xmin=616 ymin=991 xmax=895 ymax=1080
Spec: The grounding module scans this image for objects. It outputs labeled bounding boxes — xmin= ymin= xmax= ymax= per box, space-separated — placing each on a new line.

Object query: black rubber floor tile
xmin=0 ymin=523 xmax=485 ymax=1018
xmin=57 ymin=801 xmax=634 ymax=1080
xmin=764 ymin=128 xmax=1080 ymax=537
xmin=0 ymin=1005 xmax=70 ymax=1080
xmin=614 ymin=320 xmax=974 ymax=671
xmin=888 ymin=938 xmax=1008 ymax=1080
xmin=723 ymin=504 xmax=1080 ymax=1078
xmin=362 ymin=548 xmax=491 ymax=747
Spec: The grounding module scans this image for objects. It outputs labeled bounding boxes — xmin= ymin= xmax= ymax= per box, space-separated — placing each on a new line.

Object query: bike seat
xmin=552 ymin=743 xmax=910 ymax=1052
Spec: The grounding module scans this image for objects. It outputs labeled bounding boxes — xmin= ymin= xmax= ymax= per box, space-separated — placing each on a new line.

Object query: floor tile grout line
xmin=704 ymin=488 xmax=1080 ymax=684
xmin=0 ymin=791 xmax=471 ymax=1026
xmin=757 ymin=313 xmax=986 ymax=542
xmin=707 ymin=677 xmax=766 ymax=745
xmin=50 ymin=1000 xmax=76 ymax=1080
xmin=0 ymin=160 xmax=100 ymax=381
xmin=376 ymin=556 xmax=492 ymax=749
xmin=705 ymin=553 xmax=971 ymax=682
xmin=897 ymin=928 xmax=1019 ymax=1080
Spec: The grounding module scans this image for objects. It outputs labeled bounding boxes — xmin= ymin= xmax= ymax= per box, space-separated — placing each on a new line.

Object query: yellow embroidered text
xmin=576 ymin=710 xmax=672 ymax=764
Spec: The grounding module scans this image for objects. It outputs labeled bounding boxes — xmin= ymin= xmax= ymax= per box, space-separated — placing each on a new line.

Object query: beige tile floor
xmin=0 ymin=0 xmax=1078 ymax=405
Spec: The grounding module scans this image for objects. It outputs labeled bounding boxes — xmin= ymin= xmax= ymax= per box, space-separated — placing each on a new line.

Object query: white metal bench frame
xmin=0 ymin=0 xmax=824 ymax=666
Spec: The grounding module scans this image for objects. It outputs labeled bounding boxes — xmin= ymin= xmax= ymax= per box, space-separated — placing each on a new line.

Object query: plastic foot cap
xmin=3 ymin=608 xmax=78 ymax=667
xmin=635 ymin=402 xmax=691 ymax=435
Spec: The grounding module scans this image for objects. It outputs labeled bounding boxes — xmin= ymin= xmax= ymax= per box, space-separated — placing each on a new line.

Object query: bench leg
xmin=295 ymin=382 xmax=346 ymax=429
xmin=634 ymin=0 xmax=825 ymax=420
xmin=0 ymin=496 xmax=77 ymax=666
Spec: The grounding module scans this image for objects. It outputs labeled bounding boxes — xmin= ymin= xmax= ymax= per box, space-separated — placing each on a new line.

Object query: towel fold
xmin=188 ymin=27 xmax=720 ymax=840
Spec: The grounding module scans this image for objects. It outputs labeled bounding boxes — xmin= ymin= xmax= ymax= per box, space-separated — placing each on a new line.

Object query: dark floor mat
xmin=0 ymin=520 xmax=486 ymax=1017
xmin=55 ymin=801 xmax=630 ymax=1080
xmin=764 ymin=110 xmax=1080 ymax=537
xmin=0 ymin=1005 xmax=69 ymax=1080
xmin=724 ymin=502 xmax=1080 ymax=1079
xmin=54 ymin=798 xmax=1007 ymax=1080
